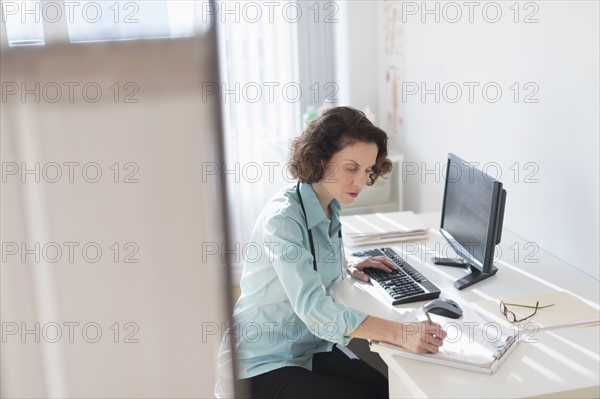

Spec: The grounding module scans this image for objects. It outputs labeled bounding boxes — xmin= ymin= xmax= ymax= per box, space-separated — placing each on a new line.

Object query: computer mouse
xmin=424 ymin=298 xmax=463 ymax=319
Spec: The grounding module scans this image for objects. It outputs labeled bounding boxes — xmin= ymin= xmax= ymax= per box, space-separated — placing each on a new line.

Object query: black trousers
xmin=246 ymin=345 xmax=389 ymax=399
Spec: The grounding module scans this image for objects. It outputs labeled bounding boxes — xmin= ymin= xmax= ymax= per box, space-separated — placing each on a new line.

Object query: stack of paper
xmin=340 ymin=211 xmax=429 ymax=246
xmin=471 ymin=291 xmax=600 ymax=331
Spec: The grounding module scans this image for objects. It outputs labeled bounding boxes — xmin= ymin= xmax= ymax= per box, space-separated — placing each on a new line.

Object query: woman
xmin=232 ymin=106 xmax=446 ymax=398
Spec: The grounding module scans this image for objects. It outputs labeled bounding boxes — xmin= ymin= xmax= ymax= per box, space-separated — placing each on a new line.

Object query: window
xmin=2 ymin=0 xmax=45 ymax=46
xmin=1 ymin=0 xmax=205 ymax=46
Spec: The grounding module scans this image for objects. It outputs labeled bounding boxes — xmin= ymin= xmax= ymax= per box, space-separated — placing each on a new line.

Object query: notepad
xmin=373 ymin=311 xmax=519 ymax=374
xmin=471 ymin=291 xmax=600 ymax=331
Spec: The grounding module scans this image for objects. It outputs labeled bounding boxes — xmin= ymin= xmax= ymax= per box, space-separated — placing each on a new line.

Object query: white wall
xmin=337 ymin=1 xmax=599 ymax=280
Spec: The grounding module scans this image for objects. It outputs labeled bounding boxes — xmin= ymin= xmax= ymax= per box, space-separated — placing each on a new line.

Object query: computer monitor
xmin=434 ymin=153 xmax=507 ymax=290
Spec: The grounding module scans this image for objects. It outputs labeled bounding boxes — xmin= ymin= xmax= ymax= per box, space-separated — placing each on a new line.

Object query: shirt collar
xmin=298 ymin=182 xmax=342 ymax=234
xmin=329 ymin=199 xmax=342 ymax=237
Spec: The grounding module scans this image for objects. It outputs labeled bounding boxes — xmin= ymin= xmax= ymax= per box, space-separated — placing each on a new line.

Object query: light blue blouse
xmin=232 ymin=182 xmax=368 ymax=379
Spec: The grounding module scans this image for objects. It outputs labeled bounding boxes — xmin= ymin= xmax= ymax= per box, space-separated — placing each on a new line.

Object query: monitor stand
xmin=432 ymin=257 xmax=470 ymax=268
xmin=453 ymin=264 xmax=498 ymax=290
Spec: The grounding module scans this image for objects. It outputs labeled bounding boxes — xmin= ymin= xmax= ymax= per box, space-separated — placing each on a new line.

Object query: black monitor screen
xmin=441 ymin=154 xmax=503 ymax=272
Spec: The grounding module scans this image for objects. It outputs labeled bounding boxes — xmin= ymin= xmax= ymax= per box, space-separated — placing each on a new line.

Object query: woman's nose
xmin=354 ymin=172 xmax=369 ymax=187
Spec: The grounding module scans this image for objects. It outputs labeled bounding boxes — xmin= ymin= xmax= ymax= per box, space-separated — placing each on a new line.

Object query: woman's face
xmin=317 ymin=141 xmax=379 ymax=205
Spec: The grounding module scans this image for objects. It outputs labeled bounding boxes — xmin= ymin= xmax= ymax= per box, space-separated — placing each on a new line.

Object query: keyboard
xmin=351 ymin=247 xmax=441 ymax=305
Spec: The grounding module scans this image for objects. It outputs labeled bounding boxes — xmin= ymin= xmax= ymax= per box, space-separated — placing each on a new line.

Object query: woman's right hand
xmin=393 ymin=321 xmax=447 ymax=354
xmin=350 ymin=316 xmax=447 ymax=354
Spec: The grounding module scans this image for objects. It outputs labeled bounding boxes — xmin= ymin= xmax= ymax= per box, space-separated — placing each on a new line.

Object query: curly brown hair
xmin=288 ymin=106 xmax=393 ymax=185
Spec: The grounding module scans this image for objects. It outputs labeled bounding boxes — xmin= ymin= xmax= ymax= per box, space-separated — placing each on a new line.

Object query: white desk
xmin=333 ymin=212 xmax=600 ymax=398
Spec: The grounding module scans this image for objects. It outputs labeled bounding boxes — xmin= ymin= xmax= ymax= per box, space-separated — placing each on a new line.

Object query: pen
xmin=423 ymin=308 xmax=441 ymax=342
xmin=424 ymin=308 xmax=434 ymax=325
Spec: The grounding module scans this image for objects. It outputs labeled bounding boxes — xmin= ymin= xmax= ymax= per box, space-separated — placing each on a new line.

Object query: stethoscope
xmin=296 ymin=181 xmax=342 ymax=272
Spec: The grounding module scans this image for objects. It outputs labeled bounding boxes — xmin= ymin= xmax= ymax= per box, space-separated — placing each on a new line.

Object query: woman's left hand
xmin=348 ymin=255 xmax=398 ymax=282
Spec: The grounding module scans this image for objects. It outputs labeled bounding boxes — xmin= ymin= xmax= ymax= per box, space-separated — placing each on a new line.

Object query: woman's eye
xmin=346 ymin=167 xmax=358 ymax=173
